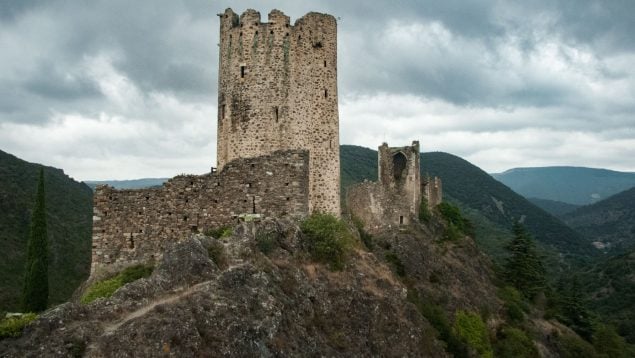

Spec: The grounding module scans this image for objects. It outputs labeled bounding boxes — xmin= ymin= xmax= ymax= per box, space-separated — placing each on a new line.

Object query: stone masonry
xmin=91 ymin=150 xmax=309 ymax=273
xmin=217 ymin=9 xmax=340 ymax=216
xmin=90 ymin=9 xmax=343 ymax=274
xmin=347 ymin=141 xmax=442 ymax=233
xmin=423 ymin=175 xmax=443 ymax=207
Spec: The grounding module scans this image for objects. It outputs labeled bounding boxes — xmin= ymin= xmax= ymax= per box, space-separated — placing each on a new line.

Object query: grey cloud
xmin=1 ymin=0 xmax=634 ymax=177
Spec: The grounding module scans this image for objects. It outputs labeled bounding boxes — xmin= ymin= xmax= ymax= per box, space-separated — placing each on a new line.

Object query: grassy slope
xmin=0 ymin=150 xmax=93 ymax=311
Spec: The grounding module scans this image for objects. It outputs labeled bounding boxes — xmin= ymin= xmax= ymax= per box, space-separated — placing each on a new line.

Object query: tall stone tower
xmin=217 ymin=8 xmax=340 ymax=216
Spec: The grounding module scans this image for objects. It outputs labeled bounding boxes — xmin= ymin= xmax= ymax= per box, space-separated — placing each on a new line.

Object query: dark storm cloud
xmin=1 ymin=0 xmax=634 ymax=177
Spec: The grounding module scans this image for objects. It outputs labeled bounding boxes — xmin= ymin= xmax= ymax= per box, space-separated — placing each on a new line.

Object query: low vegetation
xmin=207 ymin=240 xmax=228 ymax=268
xmin=352 ymin=216 xmax=373 ymax=250
xmin=0 ymin=313 xmax=37 ymax=339
xmin=81 ymin=264 xmax=153 ymax=304
xmin=384 ymin=251 xmax=405 ymax=277
xmin=300 ymin=213 xmax=353 ymax=271
xmin=493 ymin=326 xmax=539 ymax=358
xmin=418 ymin=197 xmax=431 ymax=223
xmin=255 ymin=231 xmax=276 ymax=255
xmin=204 ymin=226 xmax=233 ymax=239
xmin=452 ymin=310 xmax=493 ymax=358
xmin=437 ymin=202 xmax=474 ymax=241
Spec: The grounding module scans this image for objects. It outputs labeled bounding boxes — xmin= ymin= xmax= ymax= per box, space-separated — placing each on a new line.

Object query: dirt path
xmin=102 ymin=281 xmax=210 ymax=334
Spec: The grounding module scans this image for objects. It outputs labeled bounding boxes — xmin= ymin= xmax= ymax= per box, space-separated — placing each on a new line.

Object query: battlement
xmin=217 ymin=8 xmax=340 ymax=216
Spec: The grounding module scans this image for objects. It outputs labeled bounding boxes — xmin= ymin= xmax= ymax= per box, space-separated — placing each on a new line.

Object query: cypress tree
xmin=22 ymin=169 xmax=49 ymax=312
xmin=504 ymin=222 xmax=546 ymax=299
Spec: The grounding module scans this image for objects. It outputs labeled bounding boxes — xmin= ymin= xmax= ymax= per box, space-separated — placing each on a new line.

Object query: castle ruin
xmin=217 ymin=9 xmax=340 ymax=215
xmin=90 ymin=8 xmax=340 ymax=274
xmin=346 ymin=141 xmax=442 ymax=233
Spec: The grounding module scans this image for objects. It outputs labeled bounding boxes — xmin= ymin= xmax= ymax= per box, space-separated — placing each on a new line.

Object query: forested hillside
xmin=0 ymin=150 xmax=93 ymax=311
xmin=564 ymin=187 xmax=635 ymax=253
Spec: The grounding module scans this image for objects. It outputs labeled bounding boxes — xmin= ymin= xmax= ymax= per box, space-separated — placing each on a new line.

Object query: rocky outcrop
xmin=1 ymin=218 xmax=448 ymax=357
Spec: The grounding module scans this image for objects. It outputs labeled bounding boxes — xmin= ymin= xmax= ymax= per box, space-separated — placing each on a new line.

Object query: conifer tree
xmin=22 ymin=169 xmax=49 ymax=312
xmin=504 ymin=222 xmax=546 ymax=299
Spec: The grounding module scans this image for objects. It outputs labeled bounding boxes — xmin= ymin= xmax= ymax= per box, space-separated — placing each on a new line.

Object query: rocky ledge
xmin=0 ymin=218 xmax=447 ymax=357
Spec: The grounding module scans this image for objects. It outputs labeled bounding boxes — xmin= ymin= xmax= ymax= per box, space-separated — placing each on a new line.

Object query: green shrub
xmin=352 ymin=216 xmax=373 ymax=250
xmin=207 ymin=241 xmax=228 ymax=268
xmin=256 ymin=232 xmax=276 ymax=255
xmin=494 ymin=327 xmax=539 ymax=358
xmin=453 ymin=310 xmax=493 ymax=358
xmin=443 ymin=222 xmax=463 ymax=241
xmin=204 ymin=226 xmax=233 ymax=239
xmin=406 ymin=290 xmax=468 ymax=357
xmin=0 ymin=313 xmax=37 ymax=339
xmin=498 ymin=286 xmax=527 ymax=323
xmin=301 ymin=213 xmax=353 ymax=271
xmin=81 ymin=264 xmax=153 ymax=304
xmin=592 ymin=324 xmax=629 ymax=358
xmin=385 ymin=251 xmax=406 ymax=277
xmin=419 ymin=198 xmax=431 ymax=223
xmin=553 ymin=333 xmax=598 ymax=358
xmin=437 ymin=202 xmax=474 ymax=238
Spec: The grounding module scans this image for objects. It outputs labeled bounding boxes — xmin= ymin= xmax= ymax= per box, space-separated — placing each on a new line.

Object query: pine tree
xmin=22 ymin=169 xmax=49 ymax=312
xmin=504 ymin=222 xmax=546 ymax=299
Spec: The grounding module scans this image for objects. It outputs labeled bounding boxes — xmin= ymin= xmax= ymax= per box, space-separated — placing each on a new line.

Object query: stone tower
xmin=378 ymin=141 xmax=422 ymax=223
xmin=217 ymin=8 xmax=340 ymax=216
xmin=345 ymin=141 xmax=422 ymax=232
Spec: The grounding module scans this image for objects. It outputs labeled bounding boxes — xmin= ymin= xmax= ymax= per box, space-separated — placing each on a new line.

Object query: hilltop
xmin=0 ymin=149 xmax=93 ymax=311
xmin=1 ymin=216 xmax=594 ymax=357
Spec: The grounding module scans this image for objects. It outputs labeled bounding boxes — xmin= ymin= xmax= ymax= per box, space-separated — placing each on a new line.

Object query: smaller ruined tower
xmin=378 ymin=141 xmax=422 ymax=223
xmin=346 ymin=141 xmax=423 ymax=231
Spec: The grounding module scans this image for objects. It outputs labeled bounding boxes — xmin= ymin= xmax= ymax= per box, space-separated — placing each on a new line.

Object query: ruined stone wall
xmin=217 ymin=8 xmax=340 ymax=216
xmin=346 ymin=142 xmax=422 ymax=232
xmin=423 ymin=176 xmax=443 ymax=208
xmin=91 ymin=150 xmax=309 ymax=274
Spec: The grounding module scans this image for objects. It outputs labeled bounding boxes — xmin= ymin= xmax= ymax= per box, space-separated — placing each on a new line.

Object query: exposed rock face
xmin=371 ymin=221 xmax=501 ymax=315
xmin=1 ymin=219 xmax=447 ymax=357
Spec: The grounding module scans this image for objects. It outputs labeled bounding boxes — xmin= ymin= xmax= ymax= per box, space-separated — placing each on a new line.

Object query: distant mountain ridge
xmin=0 ymin=149 xmax=93 ymax=311
xmin=492 ymin=166 xmax=635 ymax=205
xmin=84 ymin=178 xmax=169 ymax=190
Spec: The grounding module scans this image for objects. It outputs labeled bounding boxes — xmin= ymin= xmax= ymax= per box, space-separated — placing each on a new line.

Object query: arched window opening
xmin=393 ymin=152 xmax=407 ymax=180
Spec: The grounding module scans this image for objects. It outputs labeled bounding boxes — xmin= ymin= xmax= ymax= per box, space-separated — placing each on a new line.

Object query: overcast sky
xmin=1 ymin=0 xmax=634 ymax=180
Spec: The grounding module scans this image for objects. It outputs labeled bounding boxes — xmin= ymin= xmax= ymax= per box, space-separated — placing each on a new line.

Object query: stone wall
xmin=422 ymin=176 xmax=443 ymax=208
xmin=217 ymin=8 xmax=340 ymax=216
xmin=346 ymin=142 xmax=422 ymax=232
xmin=91 ymin=150 xmax=309 ymax=274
